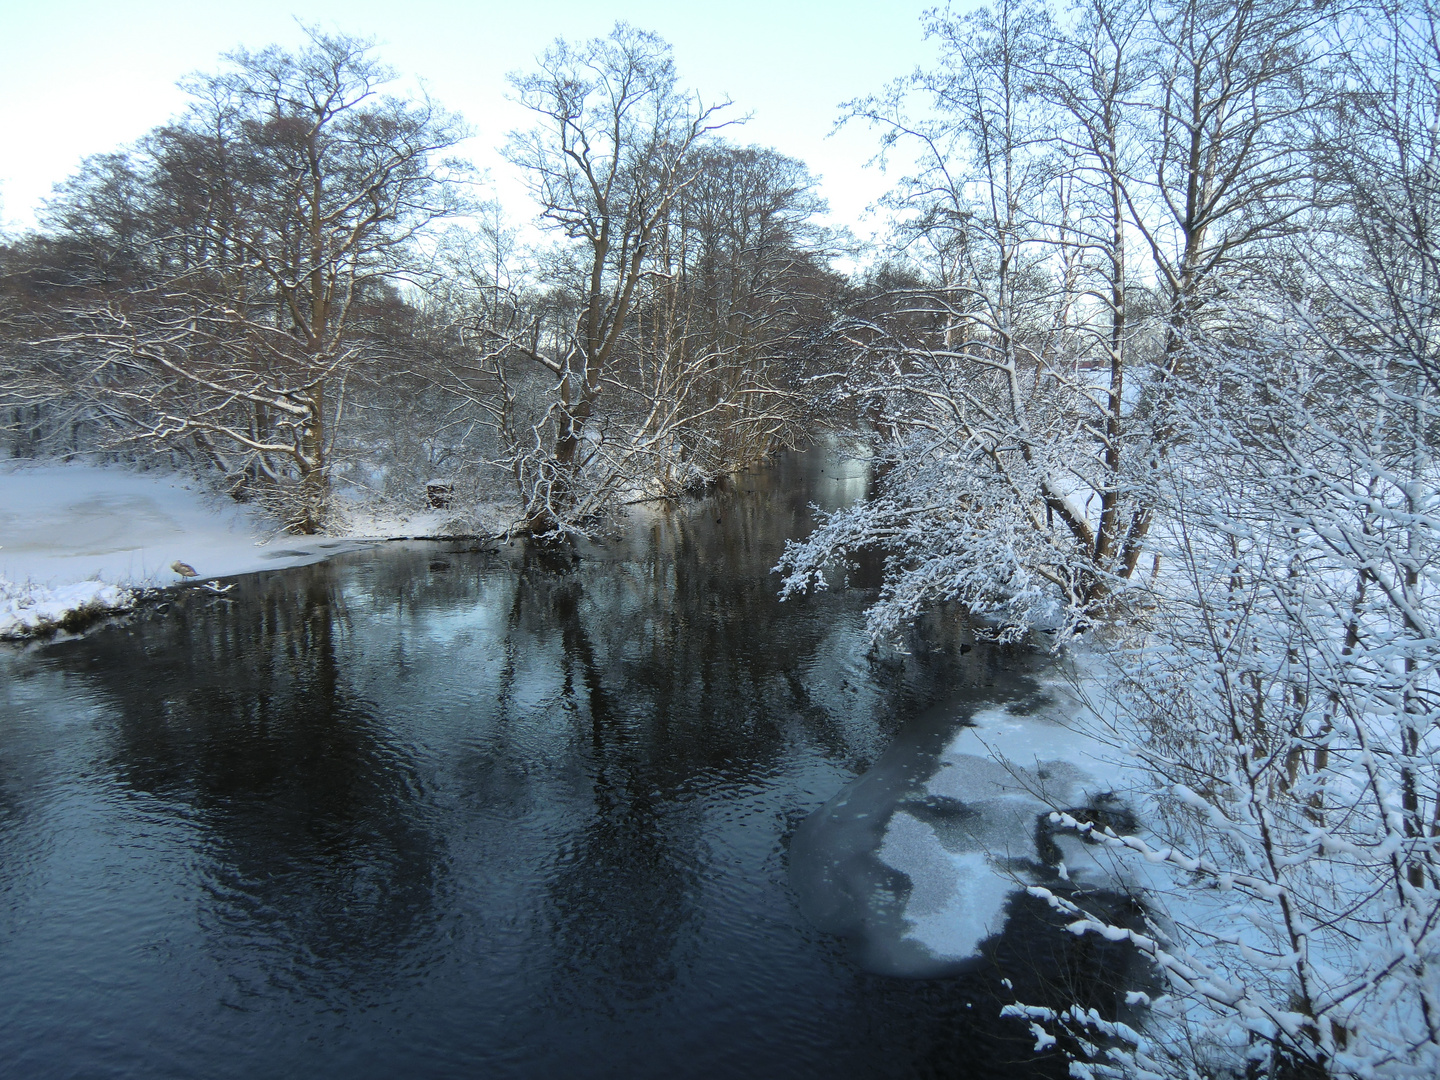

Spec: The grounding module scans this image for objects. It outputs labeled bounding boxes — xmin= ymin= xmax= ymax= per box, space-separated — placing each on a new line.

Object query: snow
xmin=877 ymin=680 xmax=1121 ymax=964
xmin=0 ymin=577 xmax=137 ymax=638
xmin=879 ymin=823 xmax=1018 ymax=960
xmin=790 ymin=657 xmax=1135 ymax=976
xmin=0 ymin=462 xmax=487 ymax=638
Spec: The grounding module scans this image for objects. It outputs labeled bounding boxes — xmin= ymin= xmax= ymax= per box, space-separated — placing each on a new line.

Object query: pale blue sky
xmin=1 ymin=0 xmax=947 ymax=238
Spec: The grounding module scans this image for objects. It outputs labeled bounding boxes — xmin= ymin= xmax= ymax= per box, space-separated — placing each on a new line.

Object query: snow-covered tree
xmin=495 ymin=25 xmax=840 ymax=535
xmin=1013 ymin=6 xmax=1440 ymax=1074
xmin=782 ymin=0 xmax=1126 ymax=641
xmin=19 ymin=28 xmax=470 ymax=531
xmin=778 ymin=0 xmax=1329 ymax=643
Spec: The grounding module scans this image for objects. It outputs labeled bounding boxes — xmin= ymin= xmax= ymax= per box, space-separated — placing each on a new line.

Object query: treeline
xmin=0 ymin=25 xmax=845 ymax=534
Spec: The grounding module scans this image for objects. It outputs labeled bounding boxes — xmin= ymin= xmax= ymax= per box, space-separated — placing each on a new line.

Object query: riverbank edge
xmin=0 ymin=530 xmax=511 ymax=642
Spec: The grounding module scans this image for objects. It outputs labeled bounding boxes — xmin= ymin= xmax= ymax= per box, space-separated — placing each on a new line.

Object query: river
xmin=0 ymin=447 xmax=1134 ymax=1079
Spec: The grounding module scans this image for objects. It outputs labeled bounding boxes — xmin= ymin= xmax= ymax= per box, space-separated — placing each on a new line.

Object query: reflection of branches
xmin=75 ymin=569 xmax=445 ymax=991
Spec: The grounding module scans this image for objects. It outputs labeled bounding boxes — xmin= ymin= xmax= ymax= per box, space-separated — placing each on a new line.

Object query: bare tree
xmin=502 ymin=23 xmax=733 ymax=531
xmin=783 ymin=0 xmax=1116 ymax=639
xmin=22 ymin=27 xmax=469 ymax=531
xmin=1032 ymin=0 xmax=1150 ymax=583
xmin=1135 ymin=0 xmax=1328 ymax=365
xmin=1008 ymin=5 xmax=1440 ymax=1076
xmin=623 ymin=143 xmax=839 ymax=490
xmin=781 ymin=0 xmax=1332 ymax=640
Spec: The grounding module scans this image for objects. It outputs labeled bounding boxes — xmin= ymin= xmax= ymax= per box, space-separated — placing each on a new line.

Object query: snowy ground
xmin=0 ymin=462 xmax=486 ymax=638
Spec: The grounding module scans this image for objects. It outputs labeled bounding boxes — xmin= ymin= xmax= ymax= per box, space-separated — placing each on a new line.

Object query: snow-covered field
xmin=0 ymin=463 xmax=473 ymax=638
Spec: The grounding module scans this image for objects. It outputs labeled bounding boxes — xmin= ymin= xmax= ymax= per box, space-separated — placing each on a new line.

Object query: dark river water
xmin=0 ymin=449 xmax=1128 ymax=1079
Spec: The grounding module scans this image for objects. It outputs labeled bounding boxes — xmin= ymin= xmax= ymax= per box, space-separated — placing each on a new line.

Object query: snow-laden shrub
xmin=1016 ymin=321 xmax=1440 ymax=1078
xmin=0 ymin=576 xmax=136 ymax=638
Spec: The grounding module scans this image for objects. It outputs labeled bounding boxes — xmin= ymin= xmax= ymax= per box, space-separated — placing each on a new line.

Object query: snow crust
xmin=0 ymin=462 xmax=476 ymax=638
xmin=790 ymin=662 xmax=1130 ymax=975
xmin=879 ymin=823 xmax=1019 ymax=960
xmin=879 ymin=687 xmax=1116 ymax=964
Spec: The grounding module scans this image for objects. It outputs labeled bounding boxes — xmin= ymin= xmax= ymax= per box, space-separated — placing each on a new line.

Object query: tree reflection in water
xmin=86 ymin=572 xmax=447 ymax=1002
xmin=0 ymin=448 xmax=1113 ymax=1079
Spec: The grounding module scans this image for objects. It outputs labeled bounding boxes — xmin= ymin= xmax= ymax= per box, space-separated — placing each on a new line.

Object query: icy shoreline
xmin=878 ymin=680 xmax=1121 ymax=965
xmin=0 ymin=462 xmax=505 ymax=640
xmin=787 ymin=649 xmax=1142 ymax=977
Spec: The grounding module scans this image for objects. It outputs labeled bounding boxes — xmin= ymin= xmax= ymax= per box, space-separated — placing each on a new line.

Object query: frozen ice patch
xmin=791 ymin=676 xmax=1125 ymax=973
xmin=881 ymin=699 xmax=1113 ymax=962
xmin=879 ymin=814 xmax=1017 ymax=960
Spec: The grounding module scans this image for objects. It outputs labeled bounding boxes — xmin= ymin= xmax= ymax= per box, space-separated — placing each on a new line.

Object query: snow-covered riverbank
xmin=0 ymin=463 xmax=486 ymax=638
xmin=790 ymin=654 xmax=1136 ymax=977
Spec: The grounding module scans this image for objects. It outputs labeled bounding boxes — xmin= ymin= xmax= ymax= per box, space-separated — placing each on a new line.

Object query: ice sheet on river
xmin=790 ymin=677 xmax=1120 ymax=975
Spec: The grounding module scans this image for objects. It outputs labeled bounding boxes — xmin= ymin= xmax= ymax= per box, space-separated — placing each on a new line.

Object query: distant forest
xmin=1 ymin=23 xmax=845 ymax=535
